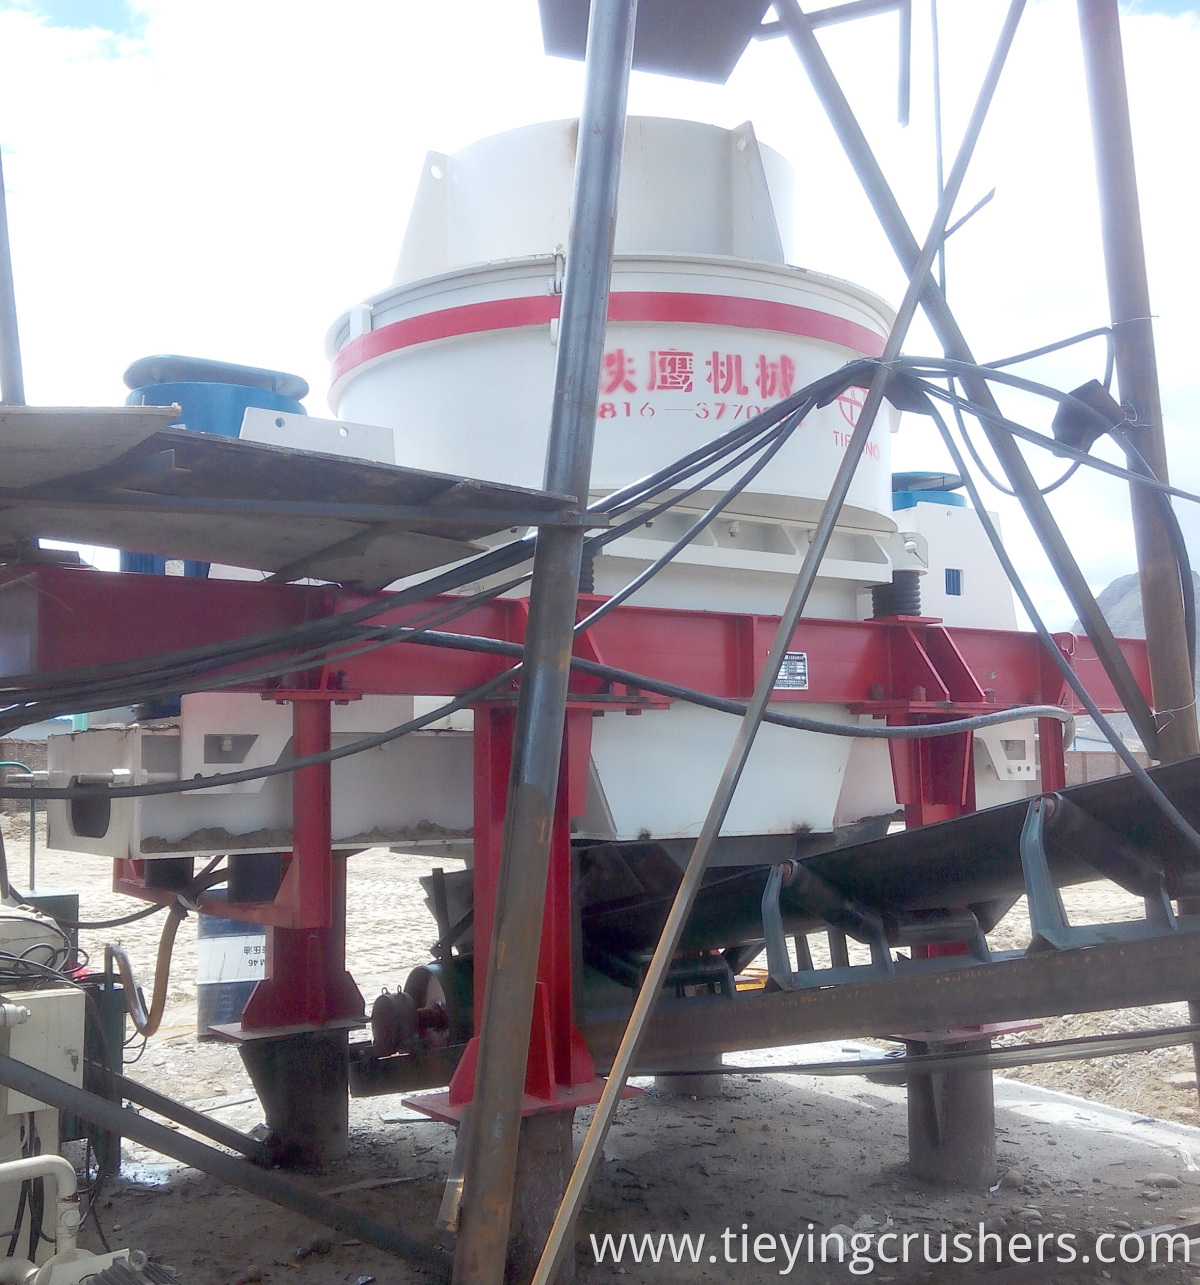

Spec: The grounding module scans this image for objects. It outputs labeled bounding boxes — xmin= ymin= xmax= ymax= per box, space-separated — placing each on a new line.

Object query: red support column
xmin=446 ymin=704 xmax=598 ymax=1112
xmin=233 ymin=694 xmax=365 ymax=1166
xmin=888 ymin=729 xmax=977 ymax=828
xmin=1038 ymin=716 xmax=1068 ymax=791
xmin=467 ymin=704 xmax=515 ymax=1052
xmin=240 ymin=695 xmax=363 ymax=1032
xmin=538 ymin=709 xmax=596 ymax=1091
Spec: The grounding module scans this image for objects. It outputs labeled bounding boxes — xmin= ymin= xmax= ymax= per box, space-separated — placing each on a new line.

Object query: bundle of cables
xmin=2 ymin=344 xmax=1196 ymax=854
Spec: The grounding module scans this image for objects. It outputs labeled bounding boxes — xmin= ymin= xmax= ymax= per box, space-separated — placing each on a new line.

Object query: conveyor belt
xmin=580 ymin=755 xmax=1200 ymax=955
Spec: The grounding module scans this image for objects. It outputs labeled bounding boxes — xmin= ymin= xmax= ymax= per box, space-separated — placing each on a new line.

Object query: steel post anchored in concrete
xmin=451 ymin=2 xmax=637 ymax=1282
xmin=905 ymin=1034 xmax=996 ymax=1188
xmin=1077 ymin=0 xmax=1198 ymax=767
xmin=778 ymin=0 xmax=1161 ymax=762
xmin=1077 ymin=0 xmax=1200 ymax=1106
xmin=531 ymin=10 xmax=1028 ymax=1276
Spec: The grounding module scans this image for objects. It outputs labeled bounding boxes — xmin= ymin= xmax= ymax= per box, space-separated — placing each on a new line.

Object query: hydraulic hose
xmin=104 ymin=866 xmax=227 ymax=1037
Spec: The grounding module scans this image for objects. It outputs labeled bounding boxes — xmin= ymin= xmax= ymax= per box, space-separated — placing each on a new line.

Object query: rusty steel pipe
xmin=777 ymin=0 xmax=1160 ymax=759
xmin=1077 ymin=0 xmax=1198 ymax=764
xmin=450 ymin=2 xmax=638 ymax=1281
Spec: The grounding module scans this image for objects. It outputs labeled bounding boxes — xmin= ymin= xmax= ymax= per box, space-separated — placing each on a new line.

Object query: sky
xmin=1 ymin=0 xmax=1199 ymax=629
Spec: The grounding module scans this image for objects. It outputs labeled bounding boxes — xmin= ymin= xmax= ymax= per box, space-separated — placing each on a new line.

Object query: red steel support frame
xmin=2 ymin=566 xmax=1149 ymax=1061
xmin=238 ymin=693 xmax=364 ymax=1032
xmin=443 ymin=706 xmax=598 ymax=1115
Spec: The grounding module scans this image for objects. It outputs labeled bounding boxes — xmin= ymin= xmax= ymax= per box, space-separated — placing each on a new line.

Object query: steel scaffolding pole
xmin=776 ymin=0 xmax=1161 ymax=761
xmin=1077 ymin=0 xmax=1198 ymax=763
xmin=530 ymin=5 xmax=1027 ymax=1277
xmin=450 ymin=1 xmax=637 ymax=1281
xmin=1076 ymin=0 xmax=1200 ymax=1112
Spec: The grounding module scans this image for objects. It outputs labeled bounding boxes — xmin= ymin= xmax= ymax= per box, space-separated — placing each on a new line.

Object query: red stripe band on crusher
xmin=329 ymin=291 xmax=888 ymax=384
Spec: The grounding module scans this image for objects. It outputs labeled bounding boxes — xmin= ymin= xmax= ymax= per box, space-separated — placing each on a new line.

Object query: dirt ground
xmin=3 ymin=809 xmax=1200 ymax=1284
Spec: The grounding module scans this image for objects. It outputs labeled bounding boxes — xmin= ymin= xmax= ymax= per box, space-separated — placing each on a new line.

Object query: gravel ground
xmin=3 ymin=812 xmax=1200 ymax=1283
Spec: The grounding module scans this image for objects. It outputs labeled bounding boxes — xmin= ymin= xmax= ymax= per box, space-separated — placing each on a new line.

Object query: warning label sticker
xmin=197 ymin=935 xmax=266 ymax=986
xmin=774 ymin=651 xmax=809 ymax=691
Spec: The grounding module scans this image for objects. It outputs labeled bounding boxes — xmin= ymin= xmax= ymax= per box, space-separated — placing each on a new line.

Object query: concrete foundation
xmin=905 ymin=1037 xmax=997 ymax=1188
xmin=506 ymin=1109 xmax=576 ymax=1284
xmin=654 ymin=1053 xmax=724 ymax=1099
xmin=239 ymin=1028 xmax=350 ymax=1167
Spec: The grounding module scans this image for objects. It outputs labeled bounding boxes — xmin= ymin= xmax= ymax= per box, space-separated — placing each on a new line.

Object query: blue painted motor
xmin=891 ymin=470 xmax=967 ymax=511
xmin=120 ymin=354 xmax=309 ymax=576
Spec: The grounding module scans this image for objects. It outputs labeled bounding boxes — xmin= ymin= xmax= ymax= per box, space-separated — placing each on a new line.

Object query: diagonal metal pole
xmin=0 ymin=149 xmax=25 ymax=406
xmin=530 ymin=9 xmax=1026 ymax=1280
xmin=450 ymin=1 xmax=637 ymax=1281
xmin=1076 ymin=0 xmax=1200 ymax=1116
xmin=1076 ymin=0 xmax=1198 ymax=764
xmin=777 ymin=0 xmax=1161 ymax=760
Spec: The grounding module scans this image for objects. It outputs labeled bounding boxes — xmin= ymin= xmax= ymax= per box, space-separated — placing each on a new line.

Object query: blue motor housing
xmin=120 ymin=355 xmax=309 ymax=576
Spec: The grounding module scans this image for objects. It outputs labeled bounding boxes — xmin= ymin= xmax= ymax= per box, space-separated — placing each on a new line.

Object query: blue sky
xmin=0 ymin=0 xmax=144 ymax=37
xmin=1 ymin=0 xmax=1199 ymax=628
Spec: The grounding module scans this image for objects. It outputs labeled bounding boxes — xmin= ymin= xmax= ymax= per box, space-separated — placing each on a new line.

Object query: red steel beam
xmin=2 ymin=565 xmax=1149 ymax=714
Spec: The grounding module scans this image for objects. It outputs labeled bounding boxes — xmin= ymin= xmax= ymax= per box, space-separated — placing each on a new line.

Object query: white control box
xmin=0 ymin=987 xmax=85 ymax=1115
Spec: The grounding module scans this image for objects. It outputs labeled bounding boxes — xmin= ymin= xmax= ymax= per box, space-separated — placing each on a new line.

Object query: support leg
xmin=239 ymin=1028 xmax=350 ymax=1167
xmin=906 ymin=1037 xmax=996 ymax=1188
xmin=237 ymin=696 xmax=363 ymax=1166
xmin=654 ymin=1054 xmax=724 ymax=1100
xmin=508 ymin=1111 xmax=577 ymax=1285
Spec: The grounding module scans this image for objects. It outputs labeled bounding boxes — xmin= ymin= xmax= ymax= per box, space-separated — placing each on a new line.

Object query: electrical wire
xmin=920 ymin=392 xmax=1200 ymax=855
xmin=105 ymin=861 xmax=225 ymax=1039
xmin=1 ymin=351 xmax=1192 ymax=863
xmin=3 ymin=409 xmax=826 ymax=801
xmin=0 ymin=378 xmax=823 ymax=733
xmin=908 ymin=356 xmax=1196 ymax=690
xmin=0 ymin=377 xmax=832 ymax=736
xmin=0 ymin=631 xmax=1075 ymax=805
xmin=942 ymin=375 xmax=1081 ymax=499
xmin=917 ymin=376 xmax=1200 ymax=505
xmin=0 ymin=371 xmax=1086 ymax=807
xmin=983 ymin=324 xmax=1114 ymax=382
xmin=900 ymin=358 xmax=1200 ymax=504
xmin=575 ymin=403 xmax=812 ymax=632
xmin=11 ymin=901 xmax=166 ymax=931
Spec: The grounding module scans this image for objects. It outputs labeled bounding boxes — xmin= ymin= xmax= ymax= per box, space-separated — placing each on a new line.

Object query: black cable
xmin=588 ymin=410 xmax=805 ymax=549
xmin=0 ymin=387 xmax=827 ymax=735
xmin=922 ymin=393 xmax=1200 ymax=854
xmin=593 ymin=375 xmax=855 ymax=516
xmin=2 ymin=669 xmax=517 ymax=800
xmin=0 ymin=364 xmax=872 ymax=735
xmin=0 ymin=402 xmax=810 ymax=731
xmin=1038 ymin=461 xmax=1081 ymax=496
xmin=947 ymin=377 xmax=1080 ymax=499
xmin=0 ymin=913 xmax=72 ymax=955
xmin=916 ymin=373 xmax=1200 ymax=505
xmin=945 ymin=375 xmax=1016 ymax=496
xmin=0 ymin=566 xmax=533 ymax=731
xmin=576 ymin=404 xmax=811 ymax=631
xmin=11 ymin=900 xmax=166 ymax=931
xmin=0 ymin=628 xmax=1072 ymax=803
xmin=27 ymin=1120 xmax=42 ymax=1263
xmin=0 ymin=552 xmax=513 ymax=695
xmin=983 ymin=325 xmax=1114 ymax=373
xmin=3 ymin=389 xmax=799 ymax=707
xmin=904 ymin=356 xmax=1200 ymax=500
xmin=7 ymin=1178 xmax=26 ymax=1258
